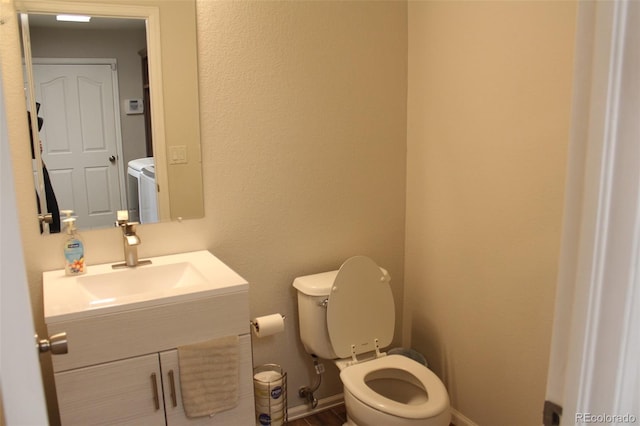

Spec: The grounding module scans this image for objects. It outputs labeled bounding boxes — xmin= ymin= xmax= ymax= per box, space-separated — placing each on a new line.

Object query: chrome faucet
xmin=113 ymin=210 xmax=151 ymax=268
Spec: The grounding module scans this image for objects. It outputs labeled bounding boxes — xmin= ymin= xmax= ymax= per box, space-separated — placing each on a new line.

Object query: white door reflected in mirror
xmin=32 ymin=59 xmax=128 ymax=230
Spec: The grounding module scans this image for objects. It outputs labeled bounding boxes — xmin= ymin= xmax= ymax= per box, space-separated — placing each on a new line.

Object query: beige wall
xmin=197 ymin=0 xmax=408 ymax=403
xmin=3 ymin=0 xmax=580 ymax=424
xmin=2 ymin=1 xmax=407 ymax=423
xmin=405 ymin=1 xmax=576 ymax=425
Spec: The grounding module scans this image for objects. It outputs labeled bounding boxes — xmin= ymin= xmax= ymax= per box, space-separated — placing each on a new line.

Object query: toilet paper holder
xmin=250 ymin=314 xmax=286 ymax=333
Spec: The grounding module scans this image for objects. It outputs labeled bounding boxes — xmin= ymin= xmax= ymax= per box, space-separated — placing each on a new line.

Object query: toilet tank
xmin=293 ymin=270 xmax=338 ymax=360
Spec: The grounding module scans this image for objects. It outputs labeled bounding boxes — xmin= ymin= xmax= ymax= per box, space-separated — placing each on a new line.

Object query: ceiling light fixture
xmin=56 ymin=14 xmax=91 ymax=23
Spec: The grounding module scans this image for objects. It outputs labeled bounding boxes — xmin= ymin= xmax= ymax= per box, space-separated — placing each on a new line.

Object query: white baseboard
xmin=288 ymin=393 xmax=345 ymax=421
xmin=451 ymin=408 xmax=479 ymax=426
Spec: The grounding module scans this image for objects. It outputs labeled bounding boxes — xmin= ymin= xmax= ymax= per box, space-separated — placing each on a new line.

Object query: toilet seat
xmin=340 ymin=354 xmax=449 ymax=420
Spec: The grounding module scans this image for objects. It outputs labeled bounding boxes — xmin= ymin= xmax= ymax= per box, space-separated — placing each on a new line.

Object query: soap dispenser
xmin=61 ymin=210 xmax=86 ymax=276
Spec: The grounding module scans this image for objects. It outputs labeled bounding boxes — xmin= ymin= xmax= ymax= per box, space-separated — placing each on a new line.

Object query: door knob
xmin=37 ymin=212 xmax=53 ymax=225
xmin=109 ymin=155 xmax=116 ymax=164
xmin=36 ymin=332 xmax=68 ymax=355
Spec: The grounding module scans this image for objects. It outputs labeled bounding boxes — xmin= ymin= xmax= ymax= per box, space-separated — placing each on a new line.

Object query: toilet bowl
xmin=293 ymin=256 xmax=450 ymax=426
xmin=340 ymin=354 xmax=450 ymax=426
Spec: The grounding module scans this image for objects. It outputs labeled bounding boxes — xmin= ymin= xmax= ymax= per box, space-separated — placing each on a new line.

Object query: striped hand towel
xmin=178 ymin=335 xmax=240 ymax=418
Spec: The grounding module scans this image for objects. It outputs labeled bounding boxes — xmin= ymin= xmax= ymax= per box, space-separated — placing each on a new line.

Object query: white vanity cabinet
xmin=53 ymin=337 xmax=253 ymax=425
xmin=45 ymin=290 xmax=255 ymax=426
xmin=54 ymin=353 xmax=166 ymax=425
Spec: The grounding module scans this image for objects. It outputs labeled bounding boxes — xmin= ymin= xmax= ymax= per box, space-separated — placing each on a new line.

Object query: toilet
xmin=293 ymin=256 xmax=450 ymax=426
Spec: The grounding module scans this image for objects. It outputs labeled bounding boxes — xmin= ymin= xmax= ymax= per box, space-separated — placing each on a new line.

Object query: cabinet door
xmin=160 ymin=335 xmax=255 ymax=425
xmin=54 ymin=353 xmax=166 ymax=426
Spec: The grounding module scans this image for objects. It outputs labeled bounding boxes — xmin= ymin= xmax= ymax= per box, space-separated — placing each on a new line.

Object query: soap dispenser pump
xmin=61 ymin=210 xmax=86 ymax=276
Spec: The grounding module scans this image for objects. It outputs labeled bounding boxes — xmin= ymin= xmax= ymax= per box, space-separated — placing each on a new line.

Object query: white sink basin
xmin=78 ymin=262 xmax=207 ymax=299
xmin=44 ymin=250 xmax=248 ymax=323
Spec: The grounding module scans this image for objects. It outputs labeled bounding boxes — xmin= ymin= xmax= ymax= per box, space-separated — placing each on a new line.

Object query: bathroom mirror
xmin=16 ymin=0 xmax=204 ymax=233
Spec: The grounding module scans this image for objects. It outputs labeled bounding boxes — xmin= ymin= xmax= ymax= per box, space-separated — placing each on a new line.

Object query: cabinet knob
xmin=36 ymin=332 xmax=68 ymax=355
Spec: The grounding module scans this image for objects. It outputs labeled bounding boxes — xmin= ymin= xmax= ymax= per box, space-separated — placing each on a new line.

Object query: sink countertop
xmin=43 ymin=250 xmax=248 ymax=323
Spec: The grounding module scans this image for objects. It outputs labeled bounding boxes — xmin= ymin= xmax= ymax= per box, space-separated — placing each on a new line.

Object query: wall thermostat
xmin=125 ymin=99 xmax=144 ymax=115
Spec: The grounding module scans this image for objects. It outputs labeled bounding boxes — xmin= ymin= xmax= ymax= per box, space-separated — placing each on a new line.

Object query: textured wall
xmin=196 ymin=0 xmax=408 ymax=405
xmin=3 ymin=1 xmax=407 ymax=423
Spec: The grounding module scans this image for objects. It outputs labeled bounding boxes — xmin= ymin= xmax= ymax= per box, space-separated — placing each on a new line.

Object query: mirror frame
xmin=16 ymin=0 xmax=171 ymax=229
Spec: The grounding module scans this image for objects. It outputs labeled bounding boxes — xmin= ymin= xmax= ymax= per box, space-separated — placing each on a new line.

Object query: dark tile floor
xmin=287 ymin=404 xmax=456 ymax=425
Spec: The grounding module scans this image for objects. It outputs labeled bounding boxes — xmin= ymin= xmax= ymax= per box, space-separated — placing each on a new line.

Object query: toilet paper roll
xmin=251 ymin=314 xmax=285 ymax=338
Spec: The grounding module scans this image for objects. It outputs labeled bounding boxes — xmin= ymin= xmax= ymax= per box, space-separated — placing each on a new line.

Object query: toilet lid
xmin=327 ymin=256 xmax=395 ymax=359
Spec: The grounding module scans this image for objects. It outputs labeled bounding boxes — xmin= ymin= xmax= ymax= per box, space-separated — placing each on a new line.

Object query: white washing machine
xmin=127 ymin=157 xmax=154 ymax=222
xmin=140 ymin=164 xmax=158 ymax=224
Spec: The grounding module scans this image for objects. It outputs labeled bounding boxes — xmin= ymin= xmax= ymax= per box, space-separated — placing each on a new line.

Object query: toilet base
xmin=343 ymin=388 xmax=450 ymax=426
xmin=343 ymin=416 xmax=357 ymax=426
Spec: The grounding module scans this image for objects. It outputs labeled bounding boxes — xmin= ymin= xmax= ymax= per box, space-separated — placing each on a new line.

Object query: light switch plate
xmin=169 ymin=146 xmax=187 ymax=165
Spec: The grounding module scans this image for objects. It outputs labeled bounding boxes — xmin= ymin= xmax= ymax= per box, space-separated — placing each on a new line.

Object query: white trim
xmin=31 ymin=57 xmax=117 ymax=66
xmin=567 ymin=0 xmax=624 ymax=412
xmin=287 ymin=393 xmax=345 ymax=421
xmin=601 ymin=1 xmax=640 ymax=416
xmin=451 ymin=408 xmax=479 ymax=426
xmin=547 ymin=0 xmax=640 ymax=423
xmin=544 ymin=0 xmax=597 ymax=407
